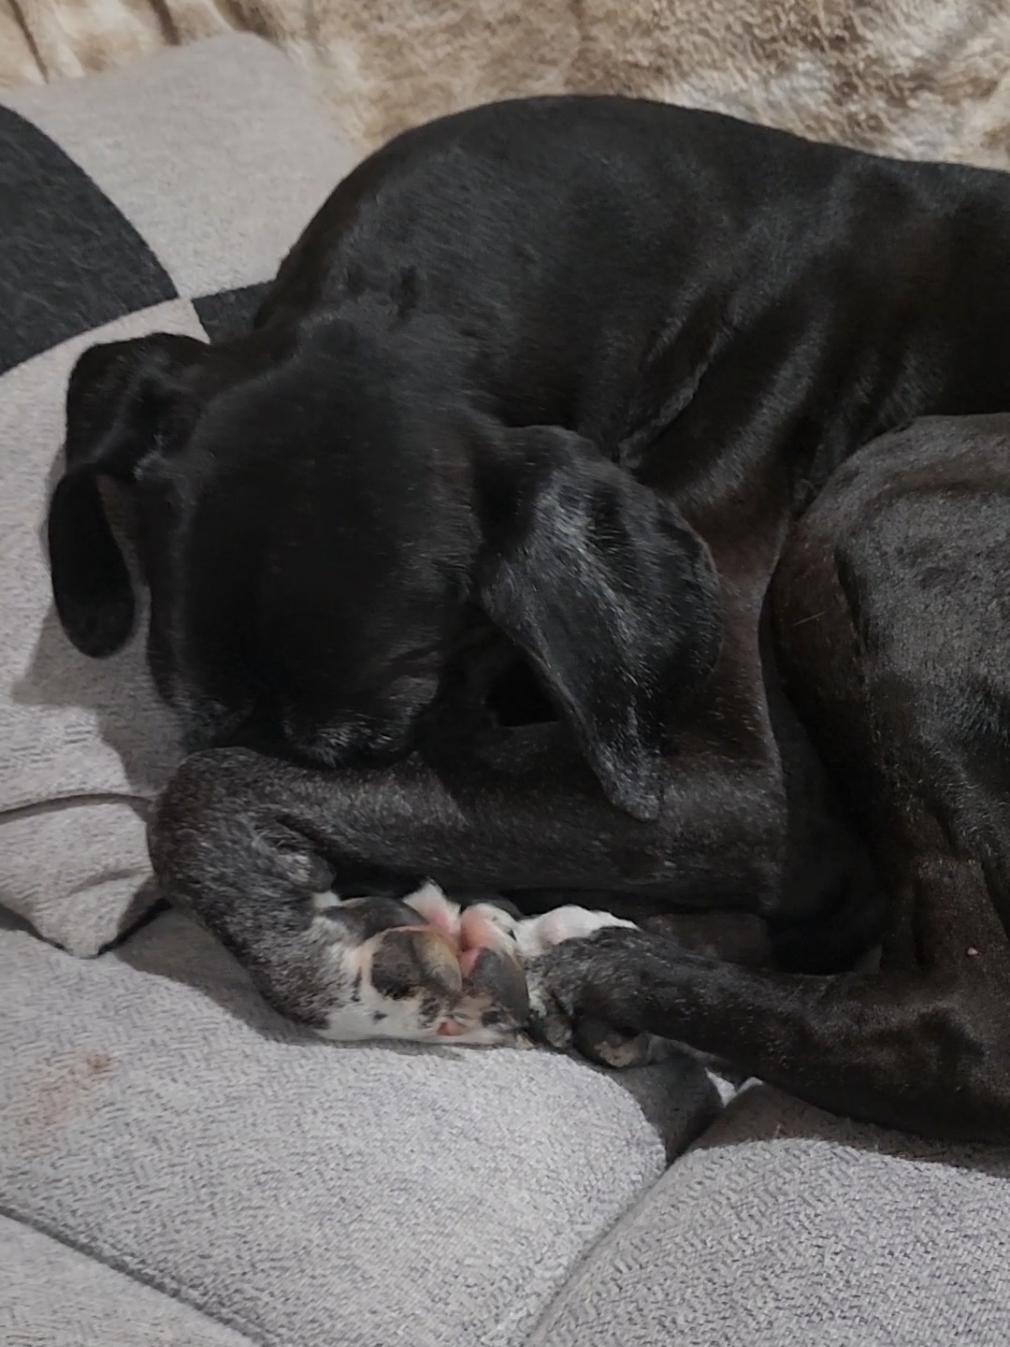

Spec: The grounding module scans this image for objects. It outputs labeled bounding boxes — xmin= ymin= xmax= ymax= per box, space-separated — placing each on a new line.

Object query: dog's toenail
xmin=466 ymin=948 xmax=529 ymax=1024
xmin=372 ymin=928 xmax=463 ymax=1000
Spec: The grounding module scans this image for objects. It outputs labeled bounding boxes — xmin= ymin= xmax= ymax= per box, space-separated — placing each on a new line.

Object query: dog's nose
xmin=209 ymin=710 xmax=335 ymax=767
xmin=219 ymin=715 xmax=289 ymax=757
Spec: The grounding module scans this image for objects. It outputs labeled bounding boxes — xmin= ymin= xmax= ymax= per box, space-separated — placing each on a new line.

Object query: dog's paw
xmin=519 ymin=911 xmax=653 ymax=1068
xmin=304 ymin=888 xmax=648 ymax=1059
xmin=311 ymin=883 xmax=529 ymax=1046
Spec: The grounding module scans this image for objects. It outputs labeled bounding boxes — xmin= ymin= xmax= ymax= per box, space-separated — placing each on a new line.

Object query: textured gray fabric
xmin=530 ymin=1083 xmax=1010 ymax=1347
xmin=0 ymin=914 xmax=718 ymax=1347
xmin=3 ymin=36 xmax=356 ymax=296
xmin=0 ymin=803 xmax=155 ymax=957
xmin=0 ymin=1213 xmax=255 ymax=1347
xmin=0 ymin=300 xmax=203 ymax=954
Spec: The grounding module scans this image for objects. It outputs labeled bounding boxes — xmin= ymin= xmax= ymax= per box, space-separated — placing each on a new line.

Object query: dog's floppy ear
xmin=475 ymin=427 xmax=723 ymax=821
xmin=47 ymin=332 xmax=206 ymax=657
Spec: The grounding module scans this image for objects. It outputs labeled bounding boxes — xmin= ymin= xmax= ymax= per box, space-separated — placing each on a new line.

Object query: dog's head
xmin=47 ymin=315 xmax=722 ymax=820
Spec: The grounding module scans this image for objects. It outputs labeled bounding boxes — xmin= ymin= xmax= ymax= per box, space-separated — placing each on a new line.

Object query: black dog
xmin=47 ymin=97 xmax=1010 ymax=1137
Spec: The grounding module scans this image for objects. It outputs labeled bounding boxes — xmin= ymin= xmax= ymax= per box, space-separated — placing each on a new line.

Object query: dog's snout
xmin=182 ymin=699 xmax=417 ymax=773
xmin=278 ymin=705 xmax=416 ymax=770
xmin=181 ymin=698 xmax=321 ymax=766
xmin=180 ymin=705 xmax=284 ymax=758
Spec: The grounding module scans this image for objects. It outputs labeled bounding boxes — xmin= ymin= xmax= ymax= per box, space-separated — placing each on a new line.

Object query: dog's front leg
xmin=149 ymin=739 xmax=780 ymax=1042
xmin=152 ymin=732 xmax=781 ymax=914
xmin=526 ymin=920 xmax=1010 ymax=1142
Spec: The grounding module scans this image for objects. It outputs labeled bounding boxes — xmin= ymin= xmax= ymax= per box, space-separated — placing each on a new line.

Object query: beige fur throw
xmin=2 ymin=1 xmax=1009 ymax=168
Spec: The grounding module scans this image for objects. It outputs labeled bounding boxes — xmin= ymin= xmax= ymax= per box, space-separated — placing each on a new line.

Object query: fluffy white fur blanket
xmin=3 ymin=1 xmax=1008 ymax=165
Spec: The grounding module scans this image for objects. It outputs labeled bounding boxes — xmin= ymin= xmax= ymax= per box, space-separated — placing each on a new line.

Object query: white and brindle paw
xmin=310 ymin=883 xmax=528 ymax=1045
xmin=304 ymin=885 xmax=641 ymax=1054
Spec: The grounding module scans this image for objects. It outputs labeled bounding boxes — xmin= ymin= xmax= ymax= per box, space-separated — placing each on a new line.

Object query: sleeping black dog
xmin=47 ymin=96 xmax=1010 ymax=1141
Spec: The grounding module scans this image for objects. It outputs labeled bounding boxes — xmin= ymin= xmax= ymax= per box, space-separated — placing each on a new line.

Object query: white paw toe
xmin=513 ymin=905 xmax=637 ymax=960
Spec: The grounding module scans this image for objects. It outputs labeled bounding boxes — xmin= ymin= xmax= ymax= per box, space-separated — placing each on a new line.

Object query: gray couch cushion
xmin=0 ymin=914 xmax=719 ymax=1347
xmin=0 ymin=1213 xmax=255 ymax=1347
xmin=529 ymin=1083 xmax=1010 ymax=1346
xmin=0 ymin=35 xmax=355 ymax=955
xmin=4 ymin=35 xmax=349 ymax=300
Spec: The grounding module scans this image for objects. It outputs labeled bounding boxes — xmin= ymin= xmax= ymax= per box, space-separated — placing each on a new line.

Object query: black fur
xmin=47 ymin=96 xmax=1010 ymax=1138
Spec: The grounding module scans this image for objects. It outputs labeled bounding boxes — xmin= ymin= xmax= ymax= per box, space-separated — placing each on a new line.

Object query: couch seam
xmin=0 ymin=792 xmax=157 ymax=823
xmin=0 ymin=1200 xmax=267 ymax=1347
xmin=522 ymin=1103 xmax=727 ymax=1347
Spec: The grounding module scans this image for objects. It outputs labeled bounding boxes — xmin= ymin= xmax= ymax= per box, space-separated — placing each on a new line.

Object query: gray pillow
xmin=0 ymin=35 xmax=356 ymax=955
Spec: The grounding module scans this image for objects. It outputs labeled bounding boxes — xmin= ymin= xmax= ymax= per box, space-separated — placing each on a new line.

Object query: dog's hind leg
xmin=522 ymin=854 xmax=1010 ymax=1139
xmin=526 ymin=417 xmax=1010 ymax=1142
